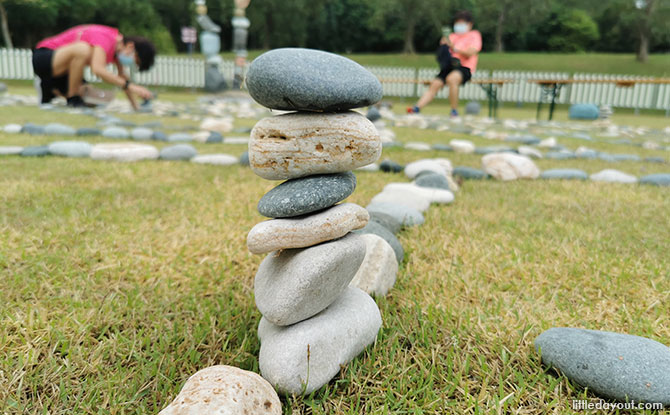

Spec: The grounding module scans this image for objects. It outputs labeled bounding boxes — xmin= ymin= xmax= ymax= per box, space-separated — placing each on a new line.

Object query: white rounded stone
xmin=405 ymin=142 xmax=431 ymax=151
xmin=247 ymin=203 xmax=369 ymax=254
xmin=258 ymin=286 xmax=381 ymax=395
xmin=538 ymin=137 xmax=557 ymax=148
xmin=481 ymin=153 xmax=540 ymax=181
xmin=450 ymin=139 xmax=475 ymax=153
xmin=223 ymin=136 xmax=250 ymax=145
xmin=590 ymin=169 xmax=638 ymax=184
xmin=404 ymin=159 xmax=451 ymax=179
xmin=350 ymin=234 xmax=398 ymax=296
xmin=3 ymin=124 xmax=22 ymax=134
xmin=90 ymin=143 xmax=159 ymax=162
xmin=384 ymin=182 xmax=454 ymax=204
xmin=254 ymin=233 xmax=366 ymax=326
xmin=0 ymin=146 xmax=23 ymax=155
xmin=191 ymin=154 xmax=238 ymax=165
xmin=518 ymin=145 xmax=543 ymax=158
xmin=356 ymin=163 xmax=380 ymax=172
xmin=200 ymin=117 xmax=233 ymax=133
xmin=158 ymin=365 xmax=281 ymax=415
xmin=369 ymin=189 xmax=430 ymax=212
xmin=249 ymin=111 xmax=381 ymax=180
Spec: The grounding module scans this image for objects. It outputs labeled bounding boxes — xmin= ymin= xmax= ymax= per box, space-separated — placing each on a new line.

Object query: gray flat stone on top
xmin=159 ymin=144 xmax=197 ymax=161
xmin=44 ymin=123 xmax=76 ymax=136
xmin=257 ymin=172 xmax=357 ymax=218
xmin=540 ymin=169 xmax=588 ymax=180
xmin=535 ymin=327 xmax=670 ymax=405
xmin=47 ymin=141 xmax=92 ymax=157
xmin=353 ymin=218 xmax=404 ymax=263
xmin=639 ymin=173 xmax=670 ymax=187
xmin=21 ymin=146 xmax=50 ymax=157
xmin=246 ymin=48 xmax=383 ymax=111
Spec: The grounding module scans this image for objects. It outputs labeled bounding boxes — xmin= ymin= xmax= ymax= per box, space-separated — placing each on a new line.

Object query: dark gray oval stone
xmin=22 ymin=123 xmax=45 ymax=135
xmin=535 ymin=327 xmax=670 ymax=405
xmin=415 ymin=172 xmax=451 ymax=190
xmin=21 ymin=146 xmax=50 ymax=157
xmin=640 ymin=173 xmax=670 ymax=186
xmin=366 ymin=106 xmax=381 ymax=121
xmin=258 ymin=172 xmax=357 ymax=218
xmin=246 ymin=48 xmax=383 ymax=111
xmin=540 ymin=169 xmax=588 ymax=180
xmin=152 ymin=131 xmax=167 ymax=141
xmin=452 ymin=166 xmax=489 ymax=180
xmin=379 ymin=160 xmax=403 ymax=173
xmin=353 ymin=220 xmax=403 ymax=263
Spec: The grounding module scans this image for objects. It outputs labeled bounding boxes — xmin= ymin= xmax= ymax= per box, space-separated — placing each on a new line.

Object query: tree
xmin=636 ymin=0 xmax=656 ymax=62
xmin=472 ymin=0 xmax=550 ymax=52
xmin=0 ymin=0 xmax=42 ymax=48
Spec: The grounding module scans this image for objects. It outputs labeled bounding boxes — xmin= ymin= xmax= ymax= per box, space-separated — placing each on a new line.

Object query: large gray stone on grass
xmin=47 ymin=141 xmax=92 ymax=157
xmin=258 ymin=172 xmax=357 ymax=218
xmin=535 ymin=327 xmax=670 ymax=405
xmin=158 ymin=365 xmax=281 ymax=415
xmin=369 ymin=211 xmax=402 ymax=234
xmin=540 ymin=169 xmax=588 ymax=180
xmin=159 ymin=144 xmax=197 ymax=161
xmin=246 ymin=48 xmax=383 ymax=111
xmin=249 ymin=111 xmax=381 ymax=180
xmin=248 ymin=203 xmax=368 ymax=254
xmin=254 ymin=233 xmax=365 ymax=326
xmin=258 ymin=286 xmax=381 ymax=395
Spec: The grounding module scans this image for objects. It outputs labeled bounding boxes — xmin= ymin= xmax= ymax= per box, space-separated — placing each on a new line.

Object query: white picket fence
xmin=1 ymin=48 xmax=669 ymax=111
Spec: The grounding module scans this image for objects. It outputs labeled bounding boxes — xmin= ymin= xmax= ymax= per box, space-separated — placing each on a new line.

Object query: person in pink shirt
xmin=408 ymin=11 xmax=482 ymax=118
xmin=32 ymin=24 xmax=155 ymax=108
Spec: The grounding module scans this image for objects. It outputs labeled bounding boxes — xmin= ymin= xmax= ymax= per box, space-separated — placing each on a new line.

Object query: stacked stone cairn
xmin=245 ymin=48 xmax=385 ymax=395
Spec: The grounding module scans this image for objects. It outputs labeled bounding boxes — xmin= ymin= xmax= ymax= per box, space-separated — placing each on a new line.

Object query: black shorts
xmin=32 ymin=48 xmax=68 ymax=104
xmin=437 ymin=66 xmax=472 ymax=85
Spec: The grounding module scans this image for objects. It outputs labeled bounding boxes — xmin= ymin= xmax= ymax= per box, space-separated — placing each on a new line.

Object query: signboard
xmin=181 ymin=27 xmax=197 ymax=44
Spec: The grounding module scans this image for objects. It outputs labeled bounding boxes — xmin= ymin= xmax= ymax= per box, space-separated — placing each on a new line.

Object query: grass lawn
xmin=1 ymin=93 xmax=669 ymax=414
xmin=219 ymin=51 xmax=670 ymax=77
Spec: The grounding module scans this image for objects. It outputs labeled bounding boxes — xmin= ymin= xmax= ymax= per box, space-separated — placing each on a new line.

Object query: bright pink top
xmin=449 ymin=30 xmax=482 ymax=72
xmin=37 ymin=25 xmax=120 ymax=64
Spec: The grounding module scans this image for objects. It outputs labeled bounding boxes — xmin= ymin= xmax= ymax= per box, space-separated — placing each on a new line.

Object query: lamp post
xmin=231 ymin=0 xmax=250 ymax=89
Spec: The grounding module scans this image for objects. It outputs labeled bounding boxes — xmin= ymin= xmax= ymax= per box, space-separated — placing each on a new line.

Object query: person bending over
xmin=32 ymin=24 xmax=155 ymax=109
xmin=408 ymin=11 xmax=482 ymax=118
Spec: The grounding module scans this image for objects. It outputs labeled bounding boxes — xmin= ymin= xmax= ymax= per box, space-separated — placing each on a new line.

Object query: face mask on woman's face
xmin=454 ymin=23 xmax=469 ymax=34
xmin=117 ymin=52 xmax=135 ymax=66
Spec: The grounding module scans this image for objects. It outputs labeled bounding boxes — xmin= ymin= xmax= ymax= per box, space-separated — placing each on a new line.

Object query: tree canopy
xmin=1 ymin=0 xmax=669 ymax=60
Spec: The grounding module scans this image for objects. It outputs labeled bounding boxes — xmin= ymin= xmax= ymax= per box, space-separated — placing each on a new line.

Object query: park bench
xmin=378 ymin=78 xmax=514 ymax=118
xmin=529 ymin=78 xmax=670 ymax=121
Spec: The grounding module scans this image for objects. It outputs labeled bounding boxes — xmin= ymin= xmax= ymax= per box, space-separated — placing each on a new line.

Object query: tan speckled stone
xmin=249 ymin=111 xmax=381 ymax=180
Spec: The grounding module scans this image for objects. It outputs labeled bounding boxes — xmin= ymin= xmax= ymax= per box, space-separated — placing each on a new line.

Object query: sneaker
xmin=66 ymin=95 xmax=86 ymax=108
xmin=450 ymin=109 xmax=459 ymax=118
xmin=406 ymin=105 xmax=420 ymax=114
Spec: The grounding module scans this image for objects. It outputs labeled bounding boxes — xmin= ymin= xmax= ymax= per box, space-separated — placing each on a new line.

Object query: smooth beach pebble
xmin=159 ymin=144 xmax=197 ymax=161
xmin=247 ymin=203 xmax=369 ymax=254
xmin=254 ymin=233 xmax=365 ymax=326
xmin=349 ymin=234 xmax=398 ymax=296
xmin=257 ymin=172 xmax=357 ymax=218
xmin=246 ymin=48 xmax=383 ymax=111
xmin=47 ymin=141 xmax=92 ymax=158
xmin=191 ymin=154 xmax=238 ymax=165
xmin=540 ymin=168 xmax=588 ymax=180
xmin=481 ymin=153 xmax=540 ymax=181
xmin=589 ymin=169 xmax=637 ymax=184
xmin=90 ymin=143 xmax=160 ymax=162
xmin=249 ymin=111 xmax=381 ymax=180
xmin=258 ymin=287 xmax=381 ymax=395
